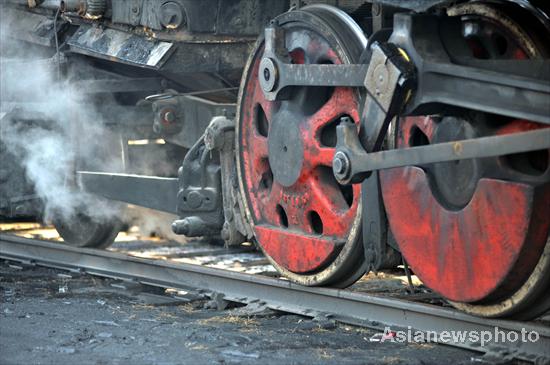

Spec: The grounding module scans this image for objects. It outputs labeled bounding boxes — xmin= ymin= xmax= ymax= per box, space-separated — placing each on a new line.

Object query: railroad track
xmin=1 ymin=233 xmax=549 ymax=364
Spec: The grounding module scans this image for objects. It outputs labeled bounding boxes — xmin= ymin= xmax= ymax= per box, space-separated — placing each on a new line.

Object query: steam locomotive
xmin=1 ymin=0 xmax=549 ymax=320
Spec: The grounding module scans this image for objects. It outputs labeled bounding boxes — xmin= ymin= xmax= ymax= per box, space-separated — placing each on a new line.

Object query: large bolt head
xmin=259 ymin=57 xmax=278 ymax=93
xmin=186 ymin=191 xmax=203 ymax=209
xmin=333 ymin=151 xmax=351 ymax=179
xmin=160 ymin=2 xmax=186 ymax=29
xmin=333 ymin=157 xmax=344 ymax=174
xmin=172 ymin=219 xmax=189 ymax=235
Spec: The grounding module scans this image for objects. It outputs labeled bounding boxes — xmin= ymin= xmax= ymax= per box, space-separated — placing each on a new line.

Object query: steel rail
xmin=1 ymin=233 xmax=548 ymax=363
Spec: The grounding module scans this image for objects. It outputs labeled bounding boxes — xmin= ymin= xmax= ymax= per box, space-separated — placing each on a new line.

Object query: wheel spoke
xmin=403 ymin=116 xmax=436 ymax=144
xmin=301 ymin=127 xmax=335 ymax=168
xmin=308 ymin=88 xmax=356 ymax=133
xmin=307 ymin=174 xmax=350 ymax=234
xmin=267 ymin=180 xmax=284 ymax=206
xmin=255 ymin=181 xmax=284 ymax=227
xmin=248 ymin=133 xmax=269 ymax=161
xmin=304 ymin=139 xmax=336 ymax=169
xmin=309 ymin=146 xmax=335 ymax=168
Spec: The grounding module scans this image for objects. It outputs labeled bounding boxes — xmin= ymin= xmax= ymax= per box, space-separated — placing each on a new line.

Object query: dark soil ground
xmin=0 ymin=261 xmax=500 ymax=365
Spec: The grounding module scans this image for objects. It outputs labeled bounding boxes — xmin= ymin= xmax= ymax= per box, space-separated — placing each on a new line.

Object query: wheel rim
xmin=236 ymin=6 xmax=368 ymax=286
xmin=380 ymin=3 xmax=550 ymax=317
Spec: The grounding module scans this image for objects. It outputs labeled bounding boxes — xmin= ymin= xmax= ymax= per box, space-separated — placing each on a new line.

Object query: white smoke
xmin=123 ymin=206 xmax=189 ymax=243
xmin=0 ymin=6 xmax=122 ymax=223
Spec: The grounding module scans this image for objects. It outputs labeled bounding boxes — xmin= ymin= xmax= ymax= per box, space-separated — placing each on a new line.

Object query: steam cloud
xmin=0 ymin=7 xmax=121 ymax=223
xmin=0 ymin=6 xmax=187 ymax=244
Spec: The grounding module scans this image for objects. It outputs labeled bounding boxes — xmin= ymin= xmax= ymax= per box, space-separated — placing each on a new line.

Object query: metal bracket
xmin=172 ymin=132 xmax=224 ymax=238
xmin=204 ymin=116 xmax=248 ymax=246
xmin=362 ymin=172 xmax=402 ymax=272
xmin=334 ymin=42 xmax=415 ymax=184
xmin=77 ymin=171 xmax=179 ymax=214
xmin=172 ymin=114 xmax=248 ymax=244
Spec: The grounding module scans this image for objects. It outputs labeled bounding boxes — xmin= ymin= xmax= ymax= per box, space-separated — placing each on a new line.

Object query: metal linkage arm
xmin=390 ymin=13 xmax=550 ymax=125
xmin=259 ymin=22 xmax=368 ymax=101
xmin=258 ymin=14 xmax=550 ymax=185
xmin=78 ymin=172 xmax=179 ymax=214
xmin=334 ymin=123 xmax=550 ymax=182
xmin=331 ymin=37 xmax=550 ymax=184
xmin=258 ymin=19 xmax=550 ymax=123
xmin=408 ymin=61 xmax=550 ymax=125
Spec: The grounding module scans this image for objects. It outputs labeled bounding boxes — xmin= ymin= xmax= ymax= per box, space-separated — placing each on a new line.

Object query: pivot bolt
xmin=333 ymin=151 xmax=350 ymax=178
xmin=259 ymin=57 xmax=278 ymax=93
xmin=164 ymin=110 xmax=176 ymax=123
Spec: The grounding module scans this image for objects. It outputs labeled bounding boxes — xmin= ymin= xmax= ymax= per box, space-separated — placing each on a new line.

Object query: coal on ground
xmin=1 ymin=261 xmax=493 ymax=365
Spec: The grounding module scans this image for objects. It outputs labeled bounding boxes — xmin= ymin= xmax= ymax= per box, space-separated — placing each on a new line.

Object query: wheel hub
xmin=430 ymin=117 xmax=481 ymax=209
xmin=268 ymin=109 xmax=304 ymax=187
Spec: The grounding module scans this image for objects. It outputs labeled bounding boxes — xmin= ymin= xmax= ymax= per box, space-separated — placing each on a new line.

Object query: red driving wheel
xmin=381 ymin=3 xmax=550 ymax=318
xmin=236 ymin=5 xmax=369 ymax=286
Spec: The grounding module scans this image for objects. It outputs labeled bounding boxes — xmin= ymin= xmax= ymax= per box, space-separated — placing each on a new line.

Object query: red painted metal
xmin=240 ymin=36 xmax=361 ymax=274
xmin=380 ymin=10 xmax=550 ymax=304
xmin=380 ymin=116 xmax=550 ymax=302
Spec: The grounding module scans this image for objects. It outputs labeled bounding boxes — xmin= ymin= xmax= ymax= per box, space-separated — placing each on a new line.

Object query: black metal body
xmin=1 ymin=0 xmax=279 ymax=230
xmin=170 ymin=113 xmax=250 ymax=243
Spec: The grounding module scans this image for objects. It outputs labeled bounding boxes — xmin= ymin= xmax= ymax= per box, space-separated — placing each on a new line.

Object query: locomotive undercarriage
xmin=1 ymin=0 xmax=549 ymax=319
